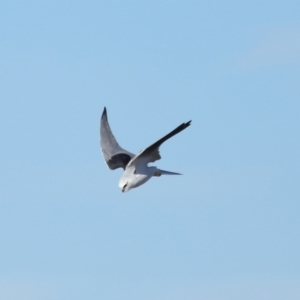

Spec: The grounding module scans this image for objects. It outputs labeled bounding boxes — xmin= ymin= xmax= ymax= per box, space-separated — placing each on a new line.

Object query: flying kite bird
xmin=100 ymin=107 xmax=191 ymax=192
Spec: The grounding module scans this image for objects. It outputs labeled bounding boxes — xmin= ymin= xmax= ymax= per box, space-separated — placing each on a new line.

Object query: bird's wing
xmin=127 ymin=121 xmax=191 ymax=168
xmin=100 ymin=107 xmax=135 ymax=170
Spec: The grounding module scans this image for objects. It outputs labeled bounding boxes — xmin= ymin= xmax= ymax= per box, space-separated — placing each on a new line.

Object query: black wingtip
xmin=182 ymin=120 xmax=192 ymax=129
xmin=102 ymin=107 xmax=107 ymax=119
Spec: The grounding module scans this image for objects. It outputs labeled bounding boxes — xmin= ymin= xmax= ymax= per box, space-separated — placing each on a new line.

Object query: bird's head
xmin=119 ymin=179 xmax=131 ymax=192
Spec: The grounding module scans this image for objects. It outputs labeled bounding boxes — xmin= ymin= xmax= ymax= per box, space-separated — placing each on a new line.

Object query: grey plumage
xmin=100 ymin=107 xmax=134 ymax=170
xmin=100 ymin=107 xmax=191 ymax=192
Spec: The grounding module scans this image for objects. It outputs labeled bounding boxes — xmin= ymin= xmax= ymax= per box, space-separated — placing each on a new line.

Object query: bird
xmin=100 ymin=107 xmax=191 ymax=192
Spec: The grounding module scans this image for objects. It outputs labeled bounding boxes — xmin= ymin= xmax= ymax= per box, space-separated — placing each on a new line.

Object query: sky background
xmin=1 ymin=1 xmax=300 ymax=299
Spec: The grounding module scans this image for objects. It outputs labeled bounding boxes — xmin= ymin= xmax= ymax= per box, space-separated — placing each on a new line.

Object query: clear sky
xmin=1 ymin=1 xmax=299 ymax=299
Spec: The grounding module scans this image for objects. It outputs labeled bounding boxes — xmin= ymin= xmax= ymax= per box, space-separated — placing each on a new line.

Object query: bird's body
xmin=100 ymin=107 xmax=191 ymax=192
xmin=119 ymin=165 xmax=157 ymax=191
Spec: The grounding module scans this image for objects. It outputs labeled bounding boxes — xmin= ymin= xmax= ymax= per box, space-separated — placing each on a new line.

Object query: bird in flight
xmin=100 ymin=107 xmax=191 ymax=192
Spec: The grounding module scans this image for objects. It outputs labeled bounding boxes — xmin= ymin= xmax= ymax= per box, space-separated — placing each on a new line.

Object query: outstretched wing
xmin=100 ymin=107 xmax=135 ymax=170
xmin=127 ymin=120 xmax=191 ymax=168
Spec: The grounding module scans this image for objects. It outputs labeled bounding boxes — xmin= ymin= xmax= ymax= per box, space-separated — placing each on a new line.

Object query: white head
xmin=119 ymin=166 xmax=157 ymax=192
xmin=119 ymin=176 xmax=132 ymax=192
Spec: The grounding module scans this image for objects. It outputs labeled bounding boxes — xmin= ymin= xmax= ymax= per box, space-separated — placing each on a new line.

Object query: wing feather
xmin=127 ymin=121 xmax=191 ymax=168
xmin=100 ymin=107 xmax=134 ymax=170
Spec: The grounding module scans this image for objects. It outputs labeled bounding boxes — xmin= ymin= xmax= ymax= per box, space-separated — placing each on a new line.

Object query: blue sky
xmin=1 ymin=1 xmax=299 ymax=299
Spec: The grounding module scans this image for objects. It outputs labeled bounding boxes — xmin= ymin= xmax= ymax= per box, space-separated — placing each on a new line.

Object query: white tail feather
xmin=157 ymin=169 xmax=182 ymax=175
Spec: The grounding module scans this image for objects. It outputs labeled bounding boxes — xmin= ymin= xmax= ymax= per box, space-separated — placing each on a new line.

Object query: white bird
xmin=100 ymin=107 xmax=191 ymax=192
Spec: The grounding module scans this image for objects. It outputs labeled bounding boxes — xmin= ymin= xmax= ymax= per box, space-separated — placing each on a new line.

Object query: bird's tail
xmin=154 ymin=169 xmax=182 ymax=176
